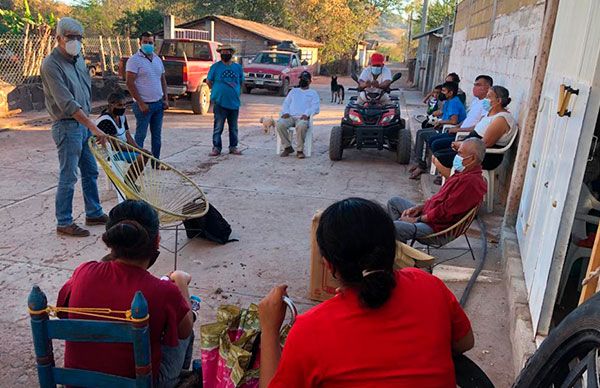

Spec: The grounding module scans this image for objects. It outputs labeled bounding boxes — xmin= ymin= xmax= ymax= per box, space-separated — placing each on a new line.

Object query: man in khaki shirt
xmin=41 ymin=17 xmax=107 ymax=237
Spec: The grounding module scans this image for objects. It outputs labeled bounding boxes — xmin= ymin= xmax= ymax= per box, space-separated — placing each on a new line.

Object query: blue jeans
xmin=133 ymin=101 xmax=164 ymax=159
xmin=212 ymin=104 xmax=239 ymax=150
xmin=51 ymin=120 xmax=103 ymax=227
xmin=429 ymin=132 xmax=455 ymax=153
xmin=157 ymin=331 xmax=194 ymax=388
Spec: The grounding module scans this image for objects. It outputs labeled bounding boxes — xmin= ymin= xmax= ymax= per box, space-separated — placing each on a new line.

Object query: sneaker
xmin=297 ymin=151 xmax=305 ymax=159
xmin=209 ymin=147 xmax=221 ymax=157
xmin=280 ymin=147 xmax=294 ymax=157
xmin=85 ymin=214 xmax=109 ymax=226
xmin=57 ymin=223 xmax=90 ymax=237
xmin=229 ymin=147 xmax=242 ymax=155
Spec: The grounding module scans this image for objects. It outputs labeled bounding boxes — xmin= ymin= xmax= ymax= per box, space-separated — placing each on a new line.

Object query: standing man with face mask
xmin=41 ymin=17 xmax=108 ymax=237
xmin=357 ymin=53 xmax=392 ymax=105
xmin=126 ymin=31 xmax=169 ymax=161
xmin=276 ymin=71 xmax=320 ymax=159
xmin=207 ymin=44 xmax=244 ymax=156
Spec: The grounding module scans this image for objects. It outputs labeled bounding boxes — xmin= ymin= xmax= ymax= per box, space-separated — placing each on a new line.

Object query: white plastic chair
xmin=275 ymin=117 xmax=314 ymax=157
xmin=557 ymin=185 xmax=600 ymax=303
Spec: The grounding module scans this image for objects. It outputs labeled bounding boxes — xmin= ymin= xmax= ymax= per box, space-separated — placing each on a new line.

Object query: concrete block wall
xmin=448 ymin=0 xmax=545 ymax=200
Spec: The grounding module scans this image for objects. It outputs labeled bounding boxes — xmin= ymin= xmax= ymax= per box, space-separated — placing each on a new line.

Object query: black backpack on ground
xmin=182 ymin=204 xmax=237 ymax=244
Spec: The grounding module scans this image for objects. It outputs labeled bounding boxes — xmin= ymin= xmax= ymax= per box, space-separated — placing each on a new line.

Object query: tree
xmin=72 ymin=0 xmax=152 ymax=36
xmin=283 ymin=0 xmax=381 ymax=63
xmin=113 ymin=9 xmax=163 ymax=37
xmin=405 ymin=0 xmax=455 ymax=34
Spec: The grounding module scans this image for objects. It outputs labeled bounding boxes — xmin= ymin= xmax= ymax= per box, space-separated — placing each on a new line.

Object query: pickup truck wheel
xmin=243 ymin=85 xmax=253 ymax=94
xmin=278 ymin=78 xmax=289 ymax=97
xmin=191 ymin=84 xmax=211 ymax=115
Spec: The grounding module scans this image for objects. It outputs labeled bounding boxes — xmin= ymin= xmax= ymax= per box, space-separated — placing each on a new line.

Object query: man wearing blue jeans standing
xmin=126 ymin=31 xmax=169 ymax=161
xmin=41 ymin=17 xmax=108 ymax=237
xmin=207 ymin=44 xmax=244 ymax=156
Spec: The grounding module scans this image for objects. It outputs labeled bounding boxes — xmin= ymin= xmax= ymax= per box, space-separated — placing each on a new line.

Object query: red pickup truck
xmin=243 ymin=50 xmax=310 ymax=96
xmin=118 ymin=38 xmax=219 ymax=114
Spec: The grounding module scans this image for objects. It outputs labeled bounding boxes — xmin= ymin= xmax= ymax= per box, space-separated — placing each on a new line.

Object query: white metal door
xmin=516 ymin=0 xmax=598 ymax=333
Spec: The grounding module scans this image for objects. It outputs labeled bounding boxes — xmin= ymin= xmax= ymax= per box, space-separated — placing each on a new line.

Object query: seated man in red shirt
xmin=57 ymin=200 xmax=194 ymax=386
xmin=258 ymin=197 xmax=474 ymax=387
xmin=388 ymin=137 xmax=487 ymax=242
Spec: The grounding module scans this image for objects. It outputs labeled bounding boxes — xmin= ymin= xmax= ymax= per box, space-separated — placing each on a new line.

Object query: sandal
xmin=409 ymin=168 xmax=425 ymax=180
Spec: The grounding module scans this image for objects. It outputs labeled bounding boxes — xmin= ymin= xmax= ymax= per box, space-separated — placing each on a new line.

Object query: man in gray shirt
xmin=41 ymin=17 xmax=108 ymax=237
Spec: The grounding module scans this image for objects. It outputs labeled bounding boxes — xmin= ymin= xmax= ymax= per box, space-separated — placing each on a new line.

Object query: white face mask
xmin=65 ymin=40 xmax=82 ymax=56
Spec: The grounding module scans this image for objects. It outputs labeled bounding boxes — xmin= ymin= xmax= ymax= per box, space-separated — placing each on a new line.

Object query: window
xmin=159 ymin=40 xmax=211 ymax=60
xmin=252 ymin=53 xmax=291 ymax=66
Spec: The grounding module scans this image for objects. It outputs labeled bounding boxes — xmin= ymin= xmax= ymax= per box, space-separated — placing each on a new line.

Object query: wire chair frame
xmin=89 ymin=136 xmax=209 ymax=224
xmin=411 ymin=205 xmax=481 ymax=263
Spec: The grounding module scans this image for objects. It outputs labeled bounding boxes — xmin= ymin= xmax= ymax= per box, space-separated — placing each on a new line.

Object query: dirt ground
xmin=0 ymin=72 xmax=513 ymax=386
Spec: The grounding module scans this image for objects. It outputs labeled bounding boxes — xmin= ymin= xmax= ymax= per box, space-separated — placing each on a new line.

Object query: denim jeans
xmin=429 ymin=132 xmax=455 ymax=153
xmin=212 ymin=104 xmax=239 ymax=150
xmin=157 ymin=331 xmax=194 ymax=388
xmin=387 ymin=197 xmax=434 ymax=243
xmin=133 ymin=101 xmax=164 ymax=159
xmin=51 ymin=120 xmax=103 ymax=227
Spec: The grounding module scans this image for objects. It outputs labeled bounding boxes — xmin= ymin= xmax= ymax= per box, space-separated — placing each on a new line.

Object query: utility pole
xmin=405 ymin=10 xmax=413 ymax=63
xmin=414 ymin=0 xmax=429 ymax=87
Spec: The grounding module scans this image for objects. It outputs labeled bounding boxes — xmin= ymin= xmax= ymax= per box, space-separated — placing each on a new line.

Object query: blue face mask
xmin=371 ymin=66 xmax=383 ymax=76
xmin=481 ymin=98 xmax=492 ymax=112
xmin=141 ymin=43 xmax=154 ymax=55
xmin=453 ymin=154 xmax=466 ymax=172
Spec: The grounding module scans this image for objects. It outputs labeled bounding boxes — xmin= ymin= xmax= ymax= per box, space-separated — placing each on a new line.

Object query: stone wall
xmin=448 ymin=0 xmax=546 ymax=200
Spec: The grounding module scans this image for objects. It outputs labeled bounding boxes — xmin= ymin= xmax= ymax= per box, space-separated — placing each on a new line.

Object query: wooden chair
xmin=28 ymin=286 xmax=152 ymax=388
xmin=411 ymin=206 xmax=480 ymax=263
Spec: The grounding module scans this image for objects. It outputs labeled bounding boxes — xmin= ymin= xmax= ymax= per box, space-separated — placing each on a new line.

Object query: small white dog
xmin=260 ymin=116 xmax=276 ymax=134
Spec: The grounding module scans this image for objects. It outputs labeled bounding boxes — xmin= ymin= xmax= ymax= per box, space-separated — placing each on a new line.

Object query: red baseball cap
xmin=370 ymin=53 xmax=385 ymax=66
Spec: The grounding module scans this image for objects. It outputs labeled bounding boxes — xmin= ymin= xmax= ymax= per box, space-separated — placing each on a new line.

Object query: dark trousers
xmin=212 ymin=104 xmax=239 ymax=150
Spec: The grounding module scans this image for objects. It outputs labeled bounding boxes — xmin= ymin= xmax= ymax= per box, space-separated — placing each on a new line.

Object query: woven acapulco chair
xmin=410 ymin=205 xmax=480 ymax=265
xmin=89 ymin=136 xmax=209 ymax=267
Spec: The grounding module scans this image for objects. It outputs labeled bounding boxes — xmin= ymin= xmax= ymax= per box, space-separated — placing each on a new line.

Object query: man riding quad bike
xmin=329 ymin=53 xmax=411 ymax=164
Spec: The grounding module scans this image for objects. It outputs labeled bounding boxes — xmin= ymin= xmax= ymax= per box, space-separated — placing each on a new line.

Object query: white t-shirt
xmin=474 ymin=111 xmax=517 ymax=147
xmin=359 ymin=66 xmax=392 ymax=83
xmin=460 ymin=97 xmax=486 ymax=128
xmin=281 ymin=87 xmax=320 ymax=117
xmin=125 ymin=51 xmax=165 ymax=103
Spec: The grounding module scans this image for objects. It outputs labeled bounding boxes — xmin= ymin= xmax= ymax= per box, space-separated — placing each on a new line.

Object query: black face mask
xmin=438 ymin=93 xmax=447 ymax=101
xmin=299 ymin=79 xmax=310 ymax=88
xmin=221 ymin=54 xmax=232 ymax=62
xmin=112 ymin=107 xmax=126 ymax=116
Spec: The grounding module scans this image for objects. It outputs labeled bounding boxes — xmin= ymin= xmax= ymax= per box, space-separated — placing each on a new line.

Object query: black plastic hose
xmin=459 ymin=216 xmax=488 ymax=307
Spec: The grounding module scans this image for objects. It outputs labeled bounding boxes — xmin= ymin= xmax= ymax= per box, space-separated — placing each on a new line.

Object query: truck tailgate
xmin=164 ymin=61 xmax=185 ymax=86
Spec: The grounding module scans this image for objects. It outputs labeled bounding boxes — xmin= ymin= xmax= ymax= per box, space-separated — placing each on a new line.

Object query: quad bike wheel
xmin=513 ymin=291 xmax=600 ymax=387
xmin=329 ymin=126 xmax=343 ymax=161
xmin=396 ymin=128 xmax=411 ymax=164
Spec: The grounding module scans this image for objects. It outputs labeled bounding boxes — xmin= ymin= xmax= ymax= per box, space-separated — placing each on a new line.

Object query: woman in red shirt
xmin=259 ymin=198 xmax=475 ymax=387
xmin=57 ymin=200 xmax=194 ymax=387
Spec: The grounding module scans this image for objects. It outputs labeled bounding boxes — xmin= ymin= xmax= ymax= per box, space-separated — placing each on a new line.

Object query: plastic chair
xmin=275 ymin=117 xmax=314 ymax=157
xmin=28 ymin=286 xmax=152 ymax=388
xmin=557 ymin=184 xmax=600 ymax=303
xmin=411 ymin=206 xmax=480 ymax=263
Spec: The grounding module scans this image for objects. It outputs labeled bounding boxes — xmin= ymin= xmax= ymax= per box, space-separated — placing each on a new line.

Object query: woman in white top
xmin=432 ymin=86 xmax=517 ymax=177
xmin=96 ymin=92 xmax=151 ymax=187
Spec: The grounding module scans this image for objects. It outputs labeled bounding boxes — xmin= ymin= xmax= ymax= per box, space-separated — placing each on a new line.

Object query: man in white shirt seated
xmin=357 ymin=53 xmax=392 ymax=105
xmin=277 ymin=71 xmax=320 ymax=159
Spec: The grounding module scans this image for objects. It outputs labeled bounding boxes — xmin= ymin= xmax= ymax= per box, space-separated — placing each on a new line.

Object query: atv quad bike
xmin=329 ymin=72 xmax=411 ymax=164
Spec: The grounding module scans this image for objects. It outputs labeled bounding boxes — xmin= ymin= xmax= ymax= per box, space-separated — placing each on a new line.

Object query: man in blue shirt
xmin=434 ymin=81 xmax=466 ymax=128
xmin=207 ymin=44 xmax=244 ymax=156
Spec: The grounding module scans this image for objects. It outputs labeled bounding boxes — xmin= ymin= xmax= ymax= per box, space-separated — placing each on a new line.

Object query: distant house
xmin=159 ymin=15 xmax=323 ymax=67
